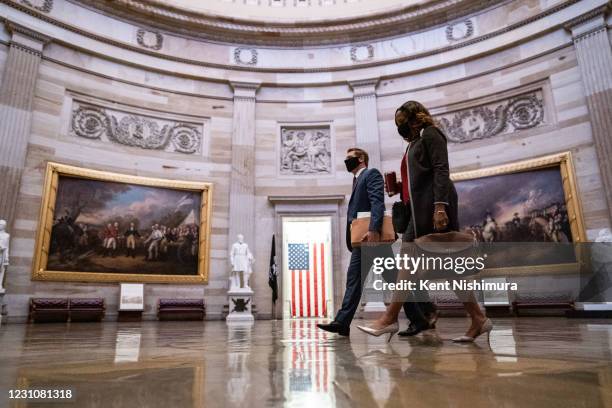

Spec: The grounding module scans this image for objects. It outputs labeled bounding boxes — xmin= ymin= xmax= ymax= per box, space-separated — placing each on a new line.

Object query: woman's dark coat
xmin=404 ymin=125 xmax=459 ymax=241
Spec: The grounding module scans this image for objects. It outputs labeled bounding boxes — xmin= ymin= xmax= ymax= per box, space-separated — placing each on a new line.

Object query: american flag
xmin=288 ymin=242 xmax=327 ymax=318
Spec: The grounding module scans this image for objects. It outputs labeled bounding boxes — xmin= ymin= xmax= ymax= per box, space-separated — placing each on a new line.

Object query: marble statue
xmin=230 ymin=234 xmax=254 ymax=290
xmin=0 ymin=220 xmax=9 ymax=291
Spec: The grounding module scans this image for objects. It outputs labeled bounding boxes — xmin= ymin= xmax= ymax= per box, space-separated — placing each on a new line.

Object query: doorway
xmin=282 ymin=216 xmax=334 ymax=319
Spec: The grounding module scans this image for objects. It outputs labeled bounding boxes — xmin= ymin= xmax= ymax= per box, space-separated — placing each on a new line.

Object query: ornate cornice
xmin=5 ymin=21 xmax=51 ymax=43
xmin=72 ymin=0 xmax=506 ymax=47
xmin=563 ymin=3 xmax=610 ymax=30
xmin=230 ymin=81 xmax=260 ymax=101
xmin=564 ymin=3 xmax=610 ymax=40
xmin=4 ymin=20 xmax=51 ymax=54
xmin=0 ymin=0 xmax=584 ymax=74
xmin=349 ymin=78 xmax=379 ymax=98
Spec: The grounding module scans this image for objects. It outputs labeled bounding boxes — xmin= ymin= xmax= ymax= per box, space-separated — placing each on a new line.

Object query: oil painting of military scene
xmin=47 ymin=176 xmax=201 ymax=276
xmin=455 ymin=166 xmax=576 ymax=268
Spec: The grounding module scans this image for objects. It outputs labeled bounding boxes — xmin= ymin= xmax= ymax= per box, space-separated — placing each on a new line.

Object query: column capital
xmin=564 ymin=5 xmax=610 ymax=40
xmin=229 ymin=81 xmax=261 ymax=101
xmin=349 ymin=78 xmax=379 ymax=98
xmin=5 ymin=21 xmax=51 ymax=54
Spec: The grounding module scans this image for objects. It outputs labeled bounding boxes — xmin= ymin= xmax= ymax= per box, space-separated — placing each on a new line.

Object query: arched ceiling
xmin=75 ymin=0 xmax=505 ymax=46
xmin=144 ymin=0 xmax=428 ymax=23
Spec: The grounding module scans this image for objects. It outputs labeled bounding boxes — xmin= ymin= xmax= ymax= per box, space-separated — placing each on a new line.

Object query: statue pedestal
xmin=0 ymin=288 xmax=5 ymax=326
xmin=226 ymin=289 xmax=254 ymax=323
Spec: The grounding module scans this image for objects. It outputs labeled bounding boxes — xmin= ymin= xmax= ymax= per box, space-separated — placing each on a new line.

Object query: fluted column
xmin=350 ymin=79 xmax=386 ymax=313
xmin=350 ymin=79 xmax=382 ymax=169
xmin=566 ymin=7 xmax=612 ymax=224
xmin=0 ymin=23 xmax=49 ymax=228
xmin=227 ymin=81 xmax=259 ymax=249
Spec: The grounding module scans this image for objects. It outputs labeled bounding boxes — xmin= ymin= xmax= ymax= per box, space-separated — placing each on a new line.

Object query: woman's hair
xmin=395 ymin=101 xmax=435 ymax=129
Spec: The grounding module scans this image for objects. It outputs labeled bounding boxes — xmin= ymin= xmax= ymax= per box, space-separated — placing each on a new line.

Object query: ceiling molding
xmin=70 ymin=0 xmax=507 ymax=46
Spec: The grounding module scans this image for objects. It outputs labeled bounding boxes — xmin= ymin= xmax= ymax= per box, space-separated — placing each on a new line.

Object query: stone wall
xmin=0 ymin=43 xmax=6 ymax=85
xmin=0 ymin=0 xmax=610 ymax=321
xmin=6 ymin=61 xmax=234 ymax=320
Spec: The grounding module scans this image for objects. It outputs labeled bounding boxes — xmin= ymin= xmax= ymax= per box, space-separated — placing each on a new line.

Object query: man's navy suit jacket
xmin=346 ymin=167 xmax=385 ymax=252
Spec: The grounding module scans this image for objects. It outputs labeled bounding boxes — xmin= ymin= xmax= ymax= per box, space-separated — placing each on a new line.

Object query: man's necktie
xmin=352 ymin=176 xmax=357 ymax=191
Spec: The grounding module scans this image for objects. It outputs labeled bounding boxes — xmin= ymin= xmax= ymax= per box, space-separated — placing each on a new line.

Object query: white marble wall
xmin=4 ymin=61 xmax=234 ymax=321
xmin=0 ymin=0 xmax=610 ymax=321
xmin=0 ymin=43 xmax=7 ymax=84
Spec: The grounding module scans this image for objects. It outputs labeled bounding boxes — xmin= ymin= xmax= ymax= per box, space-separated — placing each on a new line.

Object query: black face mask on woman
xmin=344 ymin=156 xmax=361 ymax=172
xmin=397 ymin=121 xmax=418 ymax=142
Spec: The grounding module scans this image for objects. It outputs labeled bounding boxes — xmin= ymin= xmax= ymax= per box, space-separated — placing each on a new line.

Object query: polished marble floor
xmin=1 ymin=317 xmax=612 ymax=407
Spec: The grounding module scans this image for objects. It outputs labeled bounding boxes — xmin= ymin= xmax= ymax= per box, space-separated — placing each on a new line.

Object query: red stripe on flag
xmin=313 ymin=243 xmax=319 ymax=317
xmin=299 ymin=270 xmax=304 ymax=317
xmin=291 ymin=270 xmax=296 ymax=317
xmin=320 ymin=242 xmax=326 ymax=317
xmin=306 ymin=252 xmax=312 ymax=317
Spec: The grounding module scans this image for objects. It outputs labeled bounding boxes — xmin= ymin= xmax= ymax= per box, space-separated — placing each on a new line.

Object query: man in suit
xmin=317 ymin=147 xmax=384 ymax=337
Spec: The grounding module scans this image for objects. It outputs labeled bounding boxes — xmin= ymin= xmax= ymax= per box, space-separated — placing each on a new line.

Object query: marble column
xmin=227 ymin=82 xmax=259 ymax=255
xmin=566 ymin=7 xmax=612 ymax=224
xmin=0 ymin=23 xmax=49 ymax=229
xmin=350 ymin=79 xmax=386 ymax=313
xmin=350 ymin=79 xmax=382 ymax=169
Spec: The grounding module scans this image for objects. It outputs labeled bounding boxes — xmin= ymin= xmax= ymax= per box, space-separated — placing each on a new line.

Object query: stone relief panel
xmin=19 ymin=0 xmax=53 ymax=12
xmin=70 ymin=101 xmax=204 ymax=154
xmin=280 ymin=126 xmax=332 ymax=175
xmin=436 ymin=90 xmax=545 ymax=143
xmin=446 ymin=19 xmax=474 ymax=41
xmin=136 ymin=29 xmax=163 ymax=50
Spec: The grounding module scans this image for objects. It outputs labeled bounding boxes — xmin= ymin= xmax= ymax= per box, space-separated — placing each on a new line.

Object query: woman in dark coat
xmin=357 ymin=101 xmax=492 ymax=343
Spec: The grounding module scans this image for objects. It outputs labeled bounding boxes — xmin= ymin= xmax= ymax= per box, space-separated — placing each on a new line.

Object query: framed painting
xmin=451 ymin=151 xmax=586 ymax=276
xmin=32 ymin=162 xmax=212 ymax=283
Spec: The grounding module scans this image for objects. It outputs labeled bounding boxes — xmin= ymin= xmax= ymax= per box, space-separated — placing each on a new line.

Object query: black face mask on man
xmin=344 ymin=156 xmax=361 ymax=172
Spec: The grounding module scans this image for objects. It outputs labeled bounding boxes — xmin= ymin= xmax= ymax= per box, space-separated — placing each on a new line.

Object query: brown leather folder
xmin=350 ymin=213 xmax=396 ymax=247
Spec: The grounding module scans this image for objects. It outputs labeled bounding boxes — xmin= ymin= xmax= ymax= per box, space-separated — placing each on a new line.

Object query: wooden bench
xmin=29 ymin=298 xmax=69 ymax=323
xmin=157 ymin=298 xmax=205 ymax=321
xmin=433 ymin=293 xmax=467 ymax=316
xmin=29 ymin=297 xmax=106 ymax=323
xmin=512 ymin=292 xmax=574 ymax=316
xmin=69 ymin=298 xmax=105 ymax=322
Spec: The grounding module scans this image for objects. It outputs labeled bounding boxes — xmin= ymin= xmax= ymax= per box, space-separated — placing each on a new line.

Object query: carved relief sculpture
xmin=71 ymin=101 xmax=203 ymax=154
xmin=350 ymin=44 xmax=374 ymax=62
xmin=234 ymin=48 xmax=258 ymax=65
xmin=136 ymin=29 xmax=163 ymax=50
xmin=446 ymin=19 xmax=474 ymax=41
xmin=19 ymin=0 xmax=53 ymax=13
xmin=436 ymin=90 xmax=545 ymax=143
xmin=280 ymin=126 xmax=332 ymax=175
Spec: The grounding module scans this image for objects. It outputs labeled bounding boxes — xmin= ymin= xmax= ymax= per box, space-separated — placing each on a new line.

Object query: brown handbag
xmin=414 ymin=231 xmax=476 ymax=253
xmin=411 ymin=231 xmax=481 ymax=279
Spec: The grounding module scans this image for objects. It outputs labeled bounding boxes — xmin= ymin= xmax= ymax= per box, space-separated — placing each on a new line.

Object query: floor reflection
xmin=282 ymin=320 xmax=334 ymax=406
xmin=1 ymin=318 xmax=612 ymax=407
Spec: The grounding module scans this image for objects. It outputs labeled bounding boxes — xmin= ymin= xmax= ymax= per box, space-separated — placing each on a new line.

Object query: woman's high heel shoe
xmin=356 ymin=322 xmax=399 ymax=342
xmin=452 ymin=318 xmax=493 ymax=344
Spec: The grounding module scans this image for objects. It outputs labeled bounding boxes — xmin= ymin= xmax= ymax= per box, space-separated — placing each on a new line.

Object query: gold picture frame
xmin=451 ymin=151 xmax=586 ymax=276
xmin=32 ymin=162 xmax=213 ymax=284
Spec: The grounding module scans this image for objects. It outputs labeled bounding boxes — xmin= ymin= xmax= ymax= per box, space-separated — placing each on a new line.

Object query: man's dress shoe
xmin=317 ymin=321 xmax=350 ymax=336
